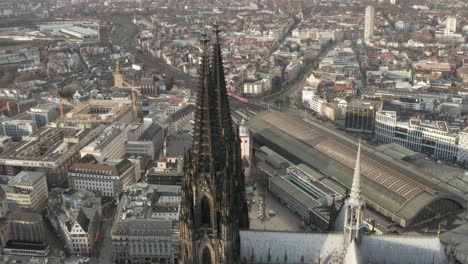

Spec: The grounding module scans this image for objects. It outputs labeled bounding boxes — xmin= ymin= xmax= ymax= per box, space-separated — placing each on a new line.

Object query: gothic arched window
xmin=202 ymin=247 xmax=212 ymax=264
xmin=201 ymin=196 xmax=211 ymax=226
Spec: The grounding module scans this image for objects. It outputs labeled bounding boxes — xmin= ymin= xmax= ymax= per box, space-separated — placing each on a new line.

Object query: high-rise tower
xmin=364 ymin=6 xmax=375 ymax=40
xmin=179 ymin=27 xmax=249 ymax=264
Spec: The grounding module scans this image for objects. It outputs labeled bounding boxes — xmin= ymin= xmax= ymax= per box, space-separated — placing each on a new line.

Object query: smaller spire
xmin=349 ymin=139 xmax=364 ymax=206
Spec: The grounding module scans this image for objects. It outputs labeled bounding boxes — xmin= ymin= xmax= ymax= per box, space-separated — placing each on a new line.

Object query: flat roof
xmin=270 ymin=176 xmax=321 ymax=210
xmin=139 ymin=123 xmax=163 ymax=141
xmin=5 ymin=241 xmax=48 ymax=251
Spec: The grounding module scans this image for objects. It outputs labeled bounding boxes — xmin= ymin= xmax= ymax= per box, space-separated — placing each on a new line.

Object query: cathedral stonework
xmin=179 ymin=24 xmax=448 ymax=264
xmin=179 ymin=26 xmax=249 ymax=264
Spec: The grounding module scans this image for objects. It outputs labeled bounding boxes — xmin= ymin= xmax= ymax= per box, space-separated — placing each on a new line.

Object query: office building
xmin=345 ymin=101 xmax=379 ymax=134
xmin=68 ymin=158 xmax=138 ymax=197
xmin=446 ymin=17 xmax=457 ymax=35
xmin=0 ymin=126 xmax=105 ymax=188
xmin=364 ymin=6 xmax=375 ymax=40
xmin=457 ymin=128 xmax=468 ymax=162
xmin=126 ymin=124 xmax=166 ymax=161
xmin=80 ymin=125 xmax=127 ymax=163
xmin=111 ymin=183 xmax=181 ymax=264
xmin=375 ymin=111 xmax=458 ymax=160
xmin=1 ymin=120 xmax=37 ymax=141
xmin=2 ymin=171 xmax=48 ymax=212
xmin=98 ymin=23 xmax=111 ymax=48
xmin=8 ymin=210 xmax=45 ymax=243
xmin=29 ymin=104 xmax=58 ymax=128
xmin=167 ymin=104 xmax=195 ymax=134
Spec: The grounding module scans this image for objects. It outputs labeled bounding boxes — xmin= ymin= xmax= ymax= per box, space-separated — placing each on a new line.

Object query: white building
xmin=239 ymin=119 xmax=253 ymax=183
xmin=310 ymin=96 xmax=327 ymax=114
xmin=375 ymin=111 xmax=458 ymax=160
xmin=80 ymin=125 xmax=127 ymax=163
xmin=243 ymin=78 xmax=271 ymax=95
xmin=446 ymin=17 xmax=457 ymax=35
xmin=1 ymin=171 xmax=48 ymax=212
xmin=364 ymin=6 xmax=375 ymax=40
xmin=125 ymin=141 xmax=155 ymax=159
xmin=68 ymin=159 xmax=138 ymax=197
xmin=457 ymin=128 xmax=468 ymax=162
xmin=302 ymin=87 xmax=315 ymax=108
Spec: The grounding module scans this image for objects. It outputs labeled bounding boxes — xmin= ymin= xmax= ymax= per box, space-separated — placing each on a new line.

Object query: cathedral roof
xmin=240 ymin=230 xmax=446 ymax=263
xmin=343 ymin=239 xmax=359 ymax=264
xmin=240 ymin=230 xmax=344 ymax=263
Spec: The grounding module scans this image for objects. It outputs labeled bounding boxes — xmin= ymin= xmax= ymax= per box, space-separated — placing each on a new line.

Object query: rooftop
xmin=139 ymin=123 xmax=163 ymax=141
xmin=0 ymin=126 xmax=103 ymax=166
xmin=69 ymin=158 xmax=133 ymax=176
xmin=165 ymin=132 xmax=192 ymax=157
xmin=248 ymin=111 xmax=466 ymax=227
xmin=8 ymin=171 xmax=44 ymax=186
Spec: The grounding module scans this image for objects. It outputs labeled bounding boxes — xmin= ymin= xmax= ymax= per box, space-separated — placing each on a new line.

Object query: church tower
xmin=179 ymin=27 xmax=249 ymax=264
xmin=344 ymin=140 xmax=365 ymax=248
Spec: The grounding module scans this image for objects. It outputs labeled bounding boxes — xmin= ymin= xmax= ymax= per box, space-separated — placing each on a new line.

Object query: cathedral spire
xmin=191 ymin=30 xmax=221 ymax=171
xmin=211 ymin=22 xmax=233 ymax=139
xmin=343 ymin=139 xmax=365 ymax=247
xmin=349 ymin=139 xmax=364 ymax=206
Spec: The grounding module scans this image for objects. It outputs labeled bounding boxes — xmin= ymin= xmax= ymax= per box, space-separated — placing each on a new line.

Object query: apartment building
xmin=375 ymin=111 xmax=458 ymax=160
xmin=111 ymin=183 xmax=181 ymax=264
xmin=1 ymin=171 xmax=48 ymax=212
xmin=68 ymin=158 xmax=138 ymax=197
xmin=47 ymin=189 xmax=101 ymax=257
xmin=29 ymin=104 xmax=58 ymax=128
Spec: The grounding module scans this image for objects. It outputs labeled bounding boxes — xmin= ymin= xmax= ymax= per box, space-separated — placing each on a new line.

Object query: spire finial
xmin=349 ymin=139 xmax=364 ymax=206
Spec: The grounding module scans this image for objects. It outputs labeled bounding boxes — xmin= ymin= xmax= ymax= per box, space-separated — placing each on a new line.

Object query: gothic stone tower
xmin=179 ymin=26 xmax=249 ymax=264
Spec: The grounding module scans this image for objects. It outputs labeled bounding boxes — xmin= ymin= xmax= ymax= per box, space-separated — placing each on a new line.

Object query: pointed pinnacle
xmin=213 ymin=23 xmax=221 ymax=42
xmin=200 ymin=29 xmax=210 ymax=48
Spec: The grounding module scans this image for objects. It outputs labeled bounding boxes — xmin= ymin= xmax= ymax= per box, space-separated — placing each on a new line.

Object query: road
xmin=110 ymin=16 xmax=195 ymax=88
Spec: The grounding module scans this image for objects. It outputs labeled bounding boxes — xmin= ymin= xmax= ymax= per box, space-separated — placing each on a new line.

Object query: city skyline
xmin=0 ymin=0 xmax=466 ymax=263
